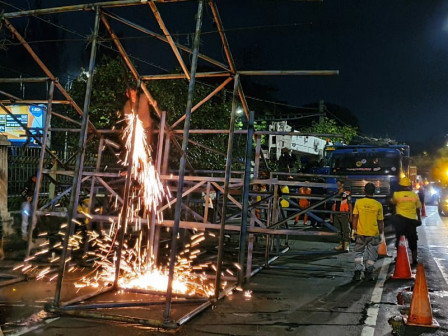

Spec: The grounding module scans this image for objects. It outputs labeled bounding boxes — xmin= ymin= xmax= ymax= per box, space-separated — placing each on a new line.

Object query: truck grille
xmin=347 ymin=178 xmax=391 ymax=196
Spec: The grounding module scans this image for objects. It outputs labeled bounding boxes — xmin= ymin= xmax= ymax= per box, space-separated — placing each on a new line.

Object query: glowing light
xmin=122 ymin=114 xmax=165 ymax=214
xmin=244 ymin=290 xmax=252 ymax=299
xmin=15 ymin=114 xmax=231 ymax=299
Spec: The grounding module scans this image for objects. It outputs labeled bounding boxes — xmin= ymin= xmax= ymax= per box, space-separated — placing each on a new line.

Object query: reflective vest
xmin=333 ymin=191 xmax=351 ymax=212
xmin=298 ymin=186 xmax=311 ymax=208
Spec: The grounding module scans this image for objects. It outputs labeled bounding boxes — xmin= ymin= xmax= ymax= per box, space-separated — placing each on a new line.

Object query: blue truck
xmin=324 ymin=144 xmax=411 ymax=215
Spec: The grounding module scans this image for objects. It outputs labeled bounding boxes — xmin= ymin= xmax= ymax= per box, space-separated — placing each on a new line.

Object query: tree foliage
xmin=302 ymin=116 xmax=358 ymax=144
xmin=52 ymin=56 xmax=237 ymax=170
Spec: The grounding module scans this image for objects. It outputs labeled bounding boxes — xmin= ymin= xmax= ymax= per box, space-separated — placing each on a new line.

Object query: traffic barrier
xmin=391 ymin=236 xmax=413 ymax=280
xmin=378 ymin=233 xmax=391 ymax=258
xmin=404 ymin=263 xmax=439 ymax=328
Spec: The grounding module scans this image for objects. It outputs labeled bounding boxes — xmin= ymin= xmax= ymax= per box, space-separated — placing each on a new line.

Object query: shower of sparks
xmin=122 ymin=113 xmax=169 ymax=217
xmin=18 ymin=228 xmax=217 ymax=297
xmin=15 ymin=114 xmax=236 ymax=298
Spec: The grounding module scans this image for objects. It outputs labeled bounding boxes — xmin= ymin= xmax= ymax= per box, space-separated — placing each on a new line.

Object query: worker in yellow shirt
xmin=280 ymin=184 xmax=290 ymax=221
xmin=391 ymin=177 xmax=422 ymax=265
xmin=351 ymin=183 xmax=384 ymax=281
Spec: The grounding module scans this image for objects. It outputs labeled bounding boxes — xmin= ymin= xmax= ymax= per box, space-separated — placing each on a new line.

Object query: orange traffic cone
xmin=391 ymin=236 xmax=413 ymax=280
xmin=421 ymin=203 xmax=426 ymax=217
xmin=404 ymin=263 xmax=439 ymax=328
xmin=378 ymin=233 xmax=391 ymax=258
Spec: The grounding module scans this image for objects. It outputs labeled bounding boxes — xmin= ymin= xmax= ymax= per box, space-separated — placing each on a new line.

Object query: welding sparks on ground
xmin=15 ymin=114 xmax=226 ymax=298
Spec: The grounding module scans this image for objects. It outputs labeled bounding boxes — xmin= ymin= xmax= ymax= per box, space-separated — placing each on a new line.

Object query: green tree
xmin=301 ymin=117 xmax=358 ymax=144
xmin=412 ymin=151 xmax=433 ymax=179
xmin=51 ymin=56 xmax=132 ymax=153
xmin=52 ymin=56 xmax=236 ymax=170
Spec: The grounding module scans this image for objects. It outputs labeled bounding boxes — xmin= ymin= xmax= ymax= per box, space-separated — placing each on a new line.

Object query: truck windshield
xmin=330 ymin=151 xmax=400 ymax=175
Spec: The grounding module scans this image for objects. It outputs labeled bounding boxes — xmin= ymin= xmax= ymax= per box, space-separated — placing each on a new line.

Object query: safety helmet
xmin=399 ymin=177 xmax=412 ymax=187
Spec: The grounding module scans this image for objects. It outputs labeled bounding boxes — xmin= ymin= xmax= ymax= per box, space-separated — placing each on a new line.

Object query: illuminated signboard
xmin=1 ymin=105 xmax=45 ymax=143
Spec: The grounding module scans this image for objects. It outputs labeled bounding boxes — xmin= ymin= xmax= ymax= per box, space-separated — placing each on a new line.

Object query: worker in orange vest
xmin=295 ymin=183 xmax=311 ymax=225
xmin=331 ymin=179 xmax=353 ymax=252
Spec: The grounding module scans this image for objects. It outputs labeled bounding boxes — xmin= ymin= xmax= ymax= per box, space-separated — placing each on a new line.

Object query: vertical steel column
xmin=156 ymin=111 xmax=166 ymax=172
xmin=245 ymin=134 xmax=261 ymax=282
xmin=26 ymin=80 xmax=54 ymax=259
xmin=163 ymin=0 xmax=204 ymax=322
xmin=83 ymin=136 xmax=104 ymax=252
xmin=161 ymin=137 xmax=170 ymax=174
xmin=265 ymin=184 xmax=279 ymax=267
xmin=89 ymin=136 xmax=104 ymax=202
xmin=214 ymin=74 xmax=240 ymax=298
xmin=149 ymin=110 xmax=166 ymax=258
xmin=54 ymin=8 xmax=101 ymax=306
xmin=237 ymin=111 xmax=254 ymax=287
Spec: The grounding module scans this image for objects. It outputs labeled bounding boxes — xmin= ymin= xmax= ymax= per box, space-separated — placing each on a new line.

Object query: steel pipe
xmin=2 ymin=0 xmax=189 ymax=18
xmin=238 ymin=111 xmax=254 ymax=286
xmin=164 ymin=0 xmax=204 ymax=322
xmin=102 ymin=10 xmax=230 ymax=71
xmin=0 ymin=77 xmax=49 ymax=83
xmin=142 ymin=72 xmax=231 ymax=80
xmin=214 ymin=74 xmax=239 ymax=298
xmin=54 ymin=8 xmax=101 ymax=306
xmin=148 ymin=1 xmax=190 ymax=80
xmin=26 ymin=80 xmax=54 ymax=260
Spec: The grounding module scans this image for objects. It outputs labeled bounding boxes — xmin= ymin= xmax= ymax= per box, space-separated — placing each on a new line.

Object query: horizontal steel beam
xmin=0 ymin=100 xmax=70 ymax=104
xmin=0 ymin=77 xmax=49 ymax=83
xmin=142 ymin=72 xmax=231 ymax=80
xmin=169 ymin=129 xmax=343 ymax=137
xmin=41 ymin=169 xmax=121 ymax=178
xmin=34 ymin=211 xmax=338 ymax=237
xmin=2 ymin=0 xmax=190 ymax=19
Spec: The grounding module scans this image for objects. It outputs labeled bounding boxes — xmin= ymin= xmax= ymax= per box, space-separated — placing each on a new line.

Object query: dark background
xmin=2 ymin=0 xmax=448 ymax=153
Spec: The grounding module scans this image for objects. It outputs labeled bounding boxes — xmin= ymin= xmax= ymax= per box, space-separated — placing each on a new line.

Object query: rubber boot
xmin=0 ymin=238 xmax=4 ymax=260
xmin=352 ymin=270 xmax=362 ymax=281
xmin=334 ymin=242 xmax=344 ymax=251
xmin=364 ymin=268 xmax=375 ymax=281
xmin=343 ymin=241 xmax=350 ymax=253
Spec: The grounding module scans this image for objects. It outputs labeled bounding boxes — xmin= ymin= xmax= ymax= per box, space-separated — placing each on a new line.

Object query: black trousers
xmin=392 ymin=214 xmax=418 ymax=252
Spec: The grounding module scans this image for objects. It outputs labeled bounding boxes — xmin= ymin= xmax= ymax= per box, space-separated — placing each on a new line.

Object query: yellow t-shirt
xmin=353 ymin=197 xmax=384 ymax=236
xmin=280 ymin=185 xmax=289 ymax=208
xmin=392 ymin=191 xmax=421 ymax=220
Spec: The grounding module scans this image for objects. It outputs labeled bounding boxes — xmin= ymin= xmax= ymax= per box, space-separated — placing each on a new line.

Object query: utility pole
xmin=319 ymin=99 xmax=325 ymax=123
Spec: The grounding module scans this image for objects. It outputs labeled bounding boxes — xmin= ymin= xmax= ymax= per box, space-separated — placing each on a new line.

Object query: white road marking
xmin=433 ymin=257 xmax=448 ymax=287
xmin=361 ymin=256 xmax=393 ymax=336
xmin=361 ymin=326 xmax=375 ymax=336
xmin=425 ymin=211 xmax=437 ymax=219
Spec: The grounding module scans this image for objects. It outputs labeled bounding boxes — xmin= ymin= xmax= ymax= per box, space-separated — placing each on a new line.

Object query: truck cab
xmin=325 ymin=145 xmax=410 ymax=216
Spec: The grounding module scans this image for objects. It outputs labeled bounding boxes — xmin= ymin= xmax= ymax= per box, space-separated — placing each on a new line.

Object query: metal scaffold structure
xmin=0 ymin=0 xmax=341 ymax=329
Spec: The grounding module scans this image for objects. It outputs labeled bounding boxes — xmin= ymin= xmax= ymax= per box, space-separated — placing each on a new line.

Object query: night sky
xmin=2 ymin=0 xmax=448 ymax=153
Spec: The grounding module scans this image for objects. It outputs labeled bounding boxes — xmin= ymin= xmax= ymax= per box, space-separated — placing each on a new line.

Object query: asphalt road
xmin=0 ymin=206 xmax=447 ymax=335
